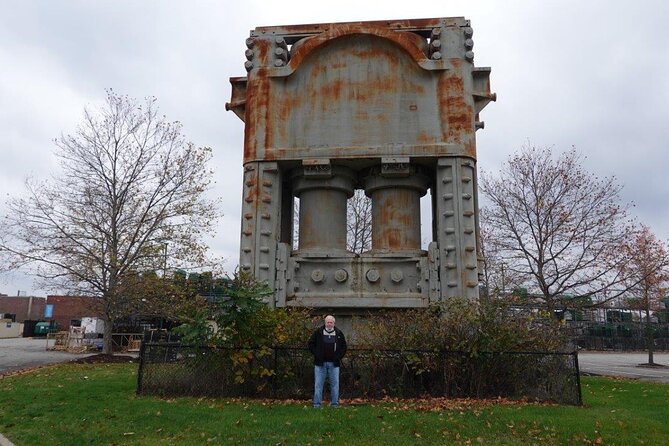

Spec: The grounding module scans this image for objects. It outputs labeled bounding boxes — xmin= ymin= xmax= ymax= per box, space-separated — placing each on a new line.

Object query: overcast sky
xmin=1 ymin=0 xmax=667 ymax=295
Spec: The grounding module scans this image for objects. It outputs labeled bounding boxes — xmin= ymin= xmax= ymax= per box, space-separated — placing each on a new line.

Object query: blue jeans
xmin=313 ymin=362 xmax=339 ymax=407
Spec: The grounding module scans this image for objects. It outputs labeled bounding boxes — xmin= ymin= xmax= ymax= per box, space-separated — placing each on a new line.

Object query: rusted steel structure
xmin=226 ymin=17 xmax=494 ymax=310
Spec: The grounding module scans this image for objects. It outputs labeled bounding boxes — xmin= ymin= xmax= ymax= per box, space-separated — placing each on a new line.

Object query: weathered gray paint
xmin=227 ymin=17 xmax=494 ymax=309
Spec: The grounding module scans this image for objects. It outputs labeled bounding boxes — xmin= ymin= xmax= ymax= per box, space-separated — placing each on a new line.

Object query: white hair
xmin=325 ymin=315 xmax=335 ymax=322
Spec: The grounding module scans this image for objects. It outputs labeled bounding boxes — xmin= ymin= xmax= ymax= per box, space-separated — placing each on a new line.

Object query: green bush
xmin=352 ymin=296 xmax=569 ymax=354
xmin=173 ymin=270 xmax=312 ymax=385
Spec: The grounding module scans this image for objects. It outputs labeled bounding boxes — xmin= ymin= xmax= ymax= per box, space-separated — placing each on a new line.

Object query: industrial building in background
xmin=226 ymin=17 xmax=494 ymax=316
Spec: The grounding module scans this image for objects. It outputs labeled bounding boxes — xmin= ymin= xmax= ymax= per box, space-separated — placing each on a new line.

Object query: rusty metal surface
xmin=228 ymin=17 xmax=494 ymax=309
xmin=285 ymin=254 xmax=428 ymax=308
xmin=230 ymin=18 xmax=493 ymax=164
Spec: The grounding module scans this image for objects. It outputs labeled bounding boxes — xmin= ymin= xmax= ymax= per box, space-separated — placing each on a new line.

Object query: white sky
xmin=1 ymin=0 xmax=668 ymax=295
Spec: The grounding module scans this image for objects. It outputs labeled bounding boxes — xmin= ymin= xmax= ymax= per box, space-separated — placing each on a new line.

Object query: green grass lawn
xmin=0 ymin=363 xmax=667 ymax=445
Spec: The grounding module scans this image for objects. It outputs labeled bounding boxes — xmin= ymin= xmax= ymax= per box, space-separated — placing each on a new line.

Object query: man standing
xmin=308 ymin=315 xmax=347 ymax=407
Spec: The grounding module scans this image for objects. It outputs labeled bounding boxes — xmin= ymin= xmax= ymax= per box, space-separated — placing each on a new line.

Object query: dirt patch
xmin=70 ymin=354 xmax=137 ymax=364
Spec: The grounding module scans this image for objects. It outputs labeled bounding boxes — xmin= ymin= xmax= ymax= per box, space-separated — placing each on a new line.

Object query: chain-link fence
xmin=568 ymin=322 xmax=669 ymax=351
xmin=137 ymin=343 xmax=582 ymax=405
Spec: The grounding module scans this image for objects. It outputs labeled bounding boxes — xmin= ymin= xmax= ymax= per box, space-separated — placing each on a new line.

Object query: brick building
xmin=0 ymin=295 xmax=46 ymax=322
xmin=45 ymin=295 xmax=103 ymax=330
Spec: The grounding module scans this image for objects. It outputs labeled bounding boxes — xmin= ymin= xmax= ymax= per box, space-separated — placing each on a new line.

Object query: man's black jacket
xmin=308 ymin=325 xmax=347 ymax=367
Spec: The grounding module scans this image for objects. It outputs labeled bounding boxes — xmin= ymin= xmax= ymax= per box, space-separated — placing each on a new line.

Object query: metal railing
xmin=137 ymin=343 xmax=581 ymax=405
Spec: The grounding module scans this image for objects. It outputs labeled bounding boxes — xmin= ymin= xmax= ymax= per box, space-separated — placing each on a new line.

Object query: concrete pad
xmin=0 ymin=337 xmax=94 ymax=376
xmin=578 ymin=351 xmax=669 ymax=383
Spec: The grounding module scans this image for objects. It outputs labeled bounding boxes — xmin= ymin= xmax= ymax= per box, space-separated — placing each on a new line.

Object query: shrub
xmin=172 ymin=270 xmax=312 ymax=385
xmin=352 ymin=297 xmax=568 ymax=354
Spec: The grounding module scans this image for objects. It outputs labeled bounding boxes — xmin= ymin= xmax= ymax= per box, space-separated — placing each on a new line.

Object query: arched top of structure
xmin=268 ymin=25 xmax=447 ymax=78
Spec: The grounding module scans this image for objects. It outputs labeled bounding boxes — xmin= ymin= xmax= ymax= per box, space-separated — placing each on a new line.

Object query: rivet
xmin=311 ymin=269 xmax=325 ymax=283
xmin=366 ymin=268 xmax=380 ymax=283
xmin=334 ymin=269 xmax=348 ymax=283
xmin=274 ymin=47 xmax=287 ymax=60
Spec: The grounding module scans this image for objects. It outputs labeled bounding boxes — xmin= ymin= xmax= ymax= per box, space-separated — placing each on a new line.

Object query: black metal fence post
xmin=136 ymin=340 xmax=146 ymax=395
xmin=573 ymin=350 xmax=583 ymax=406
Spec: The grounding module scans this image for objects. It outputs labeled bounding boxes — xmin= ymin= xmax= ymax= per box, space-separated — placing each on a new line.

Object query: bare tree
xmin=347 ymin=189 xmax=372 ymax=254
xmin=480 ymin=145 xmax=634 ymax=313
xmin=479 ymin=208 xmax=526 ymax=298
xmin=621 ymin=225 xmax=669 ymax=365
xmin=0 ymin=90 xmax=219 ymax=353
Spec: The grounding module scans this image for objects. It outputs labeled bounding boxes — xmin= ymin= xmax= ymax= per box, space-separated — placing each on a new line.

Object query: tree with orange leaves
xmin=622 ymin=225 xmax=669 ymax=365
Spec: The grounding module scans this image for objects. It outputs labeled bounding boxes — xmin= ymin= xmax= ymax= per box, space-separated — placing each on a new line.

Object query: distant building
xmin=45 ymin=295 xmax=103 ymax=330
xmin=0 ymin=295 xmax=46 ymax=322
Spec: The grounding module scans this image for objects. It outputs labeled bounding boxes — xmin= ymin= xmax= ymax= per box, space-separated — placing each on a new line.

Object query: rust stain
xmin=385 ymin=229 xmax=402 ymax=249
xmin=351 ymin=46 xmax=401 ymax=66
xmin=373 ymin=190 xmax=420 ymax=250
xmin=349 ymin=88 xmax=368 ymax=102
xmin=446 ymin=97 xmax=470 ymax=130
xmin=244 ymin=73 xmax=271 ymax=162
xmin=417 ymin=130 xmax=433 ymax=144
xmin=437 ymin=71 xmax=473 ymax=143
xmin=319 ymin=79 xmax=344 ymax=102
